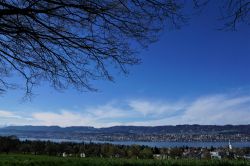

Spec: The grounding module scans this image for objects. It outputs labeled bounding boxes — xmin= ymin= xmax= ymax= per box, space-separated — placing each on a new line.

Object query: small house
xmin=80 ymin=153 xmax=86 ymax=158
xmin=210 ymin=151 xmax=221 ymax=159
xmin=62 ymin=152 xmax=67 ymax=157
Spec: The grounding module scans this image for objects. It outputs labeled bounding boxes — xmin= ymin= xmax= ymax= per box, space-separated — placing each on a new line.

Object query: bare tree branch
xmin=194 ymin=0 xmax=250 ymax=30
xmin=0 ymin=0 xmax=184 ymax=95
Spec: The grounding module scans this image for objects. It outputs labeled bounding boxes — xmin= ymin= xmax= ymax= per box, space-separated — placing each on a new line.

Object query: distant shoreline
xmin=19 ymin=137 xmax=250 ymax=148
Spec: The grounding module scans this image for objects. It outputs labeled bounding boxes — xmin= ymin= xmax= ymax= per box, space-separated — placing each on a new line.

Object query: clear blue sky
xmin=0 ymin=4 xmax=250 ymax=127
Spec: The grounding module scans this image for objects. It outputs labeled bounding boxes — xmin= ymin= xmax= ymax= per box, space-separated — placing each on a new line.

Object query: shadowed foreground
xmin=0 ymin=154 xmax=249 ymax=166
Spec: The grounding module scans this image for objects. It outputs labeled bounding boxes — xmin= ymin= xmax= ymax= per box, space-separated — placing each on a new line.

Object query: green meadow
xmin=0 ymin=154 xmax=249 ymax=166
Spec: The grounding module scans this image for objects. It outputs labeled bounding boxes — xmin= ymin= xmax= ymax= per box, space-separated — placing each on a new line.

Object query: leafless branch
xmin=0 ymin=0 xmax=184 ymax=95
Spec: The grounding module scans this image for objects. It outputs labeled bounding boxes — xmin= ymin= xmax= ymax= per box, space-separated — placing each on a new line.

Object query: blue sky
xmin=0 ymin=4 xmax=250 ymax=127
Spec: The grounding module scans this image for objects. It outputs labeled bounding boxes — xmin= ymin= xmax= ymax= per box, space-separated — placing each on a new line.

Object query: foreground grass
xmin=0 ymin=154 xmax=249 ymax=166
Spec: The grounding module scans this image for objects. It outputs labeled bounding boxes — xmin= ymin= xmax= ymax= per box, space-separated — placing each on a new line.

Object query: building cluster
xmin=107 ymin=133 xmax=250 ymax=142
xmin=59 ymin=141 xmax=250 ymax=160
xmin=24 ymin=133 xmax=250 ymax=142
xmin=153 ymin=142 xmax=250 ymax=160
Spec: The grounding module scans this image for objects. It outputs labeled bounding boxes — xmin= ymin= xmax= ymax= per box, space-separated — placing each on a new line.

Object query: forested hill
xmin=1 ymin=125 xmax=250 ymax=135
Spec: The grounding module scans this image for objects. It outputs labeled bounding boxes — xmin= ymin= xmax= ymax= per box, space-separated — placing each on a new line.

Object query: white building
xmin=210 ymin=151 xmax=221 ymax=159
xmin=228 ymin=140 xmax=232 ymax=150
xmin=80 ymin=153 xmax=86 ymax=158
xmin=243 ymin=154 xmax=250 ymax=160
xmin=62 ymin=152 xmax=67 ymax=157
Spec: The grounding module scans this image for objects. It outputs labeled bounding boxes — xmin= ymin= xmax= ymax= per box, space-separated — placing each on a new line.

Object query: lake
xmin=19 ymin=137 xmax=250 ymax=148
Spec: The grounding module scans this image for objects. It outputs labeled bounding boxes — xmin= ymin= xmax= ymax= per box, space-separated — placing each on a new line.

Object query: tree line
xmin=0 ymin=136 xmax=156 ymax=158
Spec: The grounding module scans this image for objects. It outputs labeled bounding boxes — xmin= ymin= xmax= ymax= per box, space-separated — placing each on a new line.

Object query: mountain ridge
xmin=1 ymin=124 xmax=250 ymax=134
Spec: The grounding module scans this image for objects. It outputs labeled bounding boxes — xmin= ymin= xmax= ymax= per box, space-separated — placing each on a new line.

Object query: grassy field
xmin=0 ymin=154 xmax=249 ymax=166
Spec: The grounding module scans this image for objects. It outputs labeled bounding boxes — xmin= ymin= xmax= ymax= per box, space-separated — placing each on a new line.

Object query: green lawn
xmin=0 ymin=154 xmax=249 ymax=166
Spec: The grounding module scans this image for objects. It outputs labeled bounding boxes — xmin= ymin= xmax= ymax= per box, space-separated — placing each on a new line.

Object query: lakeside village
xmin=7 ymin=133 xmax=250 ymax=142
xmin=0 ymin=136 xmax=250 ymax=160
xmin=77 ymin=133 xmax=250 ymax=142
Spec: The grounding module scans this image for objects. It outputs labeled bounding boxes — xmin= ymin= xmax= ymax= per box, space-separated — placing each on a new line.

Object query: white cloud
xmin=127 ymin=94 xmax=250 ymax=126
xmin=179 ymin=95 xmax=250 ymax=125
xmin=128 ymin=100 xmax=185 ymax=116
xmin=86 ymin=104 xmax=132 ymax=119
xmin=0 ymin=110 xmax=15 ymax=117
xmin=31 ymin=111 xmax=91 ymax=127
xmin=0 ymin=93 xmax=250 ymax=127
xmin=0 ymin=110 xmax=34 ymax=126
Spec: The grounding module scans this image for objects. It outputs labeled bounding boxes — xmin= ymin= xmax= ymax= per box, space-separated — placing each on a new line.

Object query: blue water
xmin=19 ymin=138 xmax=250 ymax=148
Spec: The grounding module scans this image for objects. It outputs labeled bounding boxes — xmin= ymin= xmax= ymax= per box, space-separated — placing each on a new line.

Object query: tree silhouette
xmin=194 ymin=0 xmax=250 ymax=30
xmin=0 ymin=0 xmax=184 ymax=95
xmin=220 ymin=0 xmax=250 ymax=30
xmin=0 ymin=0 xmax=249 ymax=95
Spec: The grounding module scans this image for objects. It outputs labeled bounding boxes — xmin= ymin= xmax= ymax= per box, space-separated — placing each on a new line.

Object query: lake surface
xmin=19 ymin=138 xmax=250 ymax=148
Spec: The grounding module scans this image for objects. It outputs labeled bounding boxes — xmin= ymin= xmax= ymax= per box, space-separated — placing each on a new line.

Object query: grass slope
xmin=0 ymin=154 xmax=249 ymax=166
